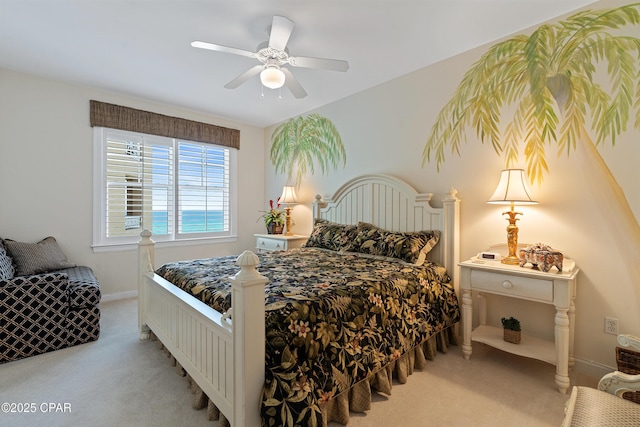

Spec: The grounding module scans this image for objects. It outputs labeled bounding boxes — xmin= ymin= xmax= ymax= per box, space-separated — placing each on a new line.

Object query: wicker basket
xmin=616 ymin=346 xmax=640 ymax=404
xmin=503 ymin=329 xmax=521 ymax=344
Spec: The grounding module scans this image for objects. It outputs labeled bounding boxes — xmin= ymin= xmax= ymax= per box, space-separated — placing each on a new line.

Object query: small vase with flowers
xmin=259 ymin=198 xmax=285 ymax=234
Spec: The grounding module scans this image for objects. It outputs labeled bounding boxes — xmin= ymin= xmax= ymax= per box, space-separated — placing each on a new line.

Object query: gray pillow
xmin=4 ymin=236 xmax=76 ymax=276
xmin=0 ymin=240 xmax=15 ymax=280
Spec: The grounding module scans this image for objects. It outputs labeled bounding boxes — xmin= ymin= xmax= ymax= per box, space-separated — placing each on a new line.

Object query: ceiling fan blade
xmin=281 ymin=68 xmax=307 ymax=98
xmin=191 ymin=41 xmax=256 ymax=59
xmin=224 ymin=65 xmax=264 ymax=89
xmin=268 ymin=16 xmax=294 ymax=51
xmin=288 ymin=56 xmax=349 ymax=72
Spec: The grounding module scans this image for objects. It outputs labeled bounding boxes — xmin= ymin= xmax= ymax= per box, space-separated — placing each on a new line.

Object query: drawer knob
xmin=276 ymin=243 xmax=281 ymax=248
xmin=502 ymin=280 xmax=513 ymax=289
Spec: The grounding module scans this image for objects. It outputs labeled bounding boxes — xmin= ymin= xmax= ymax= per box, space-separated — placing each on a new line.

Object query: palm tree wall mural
xmin=422 ymin=3 xmax=640 ymax=307
xmin=270 ymin=113 xmax=346 ymax=188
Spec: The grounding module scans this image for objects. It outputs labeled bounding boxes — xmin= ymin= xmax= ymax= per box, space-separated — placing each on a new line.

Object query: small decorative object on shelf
xmin=519 ymin=243 xmax=563 ymax=272
xmin=501 ymin=316 xmax=521 ymax=344
xmin=259 ymin=198 xmax=285 ymax=234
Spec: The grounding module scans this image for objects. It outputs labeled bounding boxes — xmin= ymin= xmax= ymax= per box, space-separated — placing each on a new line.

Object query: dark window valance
xmin=89 ymin=100 xmax=240 ymax=149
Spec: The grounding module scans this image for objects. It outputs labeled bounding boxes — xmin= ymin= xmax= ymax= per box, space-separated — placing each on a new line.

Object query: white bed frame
xmin=137 ymin=174 xmax=460 ymax=427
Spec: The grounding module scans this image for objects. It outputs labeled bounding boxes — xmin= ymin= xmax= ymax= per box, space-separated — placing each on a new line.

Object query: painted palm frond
xmin=270 ymin=113 xmax=346 ymax=187
xmin=423 ymin=3 xmax=640 ymax=184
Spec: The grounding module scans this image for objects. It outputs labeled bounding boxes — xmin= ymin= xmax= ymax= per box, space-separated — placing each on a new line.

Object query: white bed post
xmin=442 ymin=188 xmax=461 ymax=292
xmin=314 ymin=193 xmax=327 ymax=218
xmin=138 ymin=229 xmax=154 ymax=340
xmin=227 ymin=250 xmax=268 ymax=427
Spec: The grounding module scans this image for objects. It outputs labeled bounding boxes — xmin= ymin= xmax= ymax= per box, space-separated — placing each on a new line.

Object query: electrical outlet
xmin=604 ymin=317 xmax=619 ymax=335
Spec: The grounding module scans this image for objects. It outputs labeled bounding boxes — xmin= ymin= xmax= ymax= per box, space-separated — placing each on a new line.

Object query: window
xmin=93 ymin=127 xmax=236 ymax=248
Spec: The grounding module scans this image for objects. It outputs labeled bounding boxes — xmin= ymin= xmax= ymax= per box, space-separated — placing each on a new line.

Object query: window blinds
xmin=104 ymin=131 xmax=174 ymax=238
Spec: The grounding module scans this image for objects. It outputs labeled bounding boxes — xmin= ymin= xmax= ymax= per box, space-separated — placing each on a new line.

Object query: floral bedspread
xmin=155 ymin=248 xmax=460 ymax=427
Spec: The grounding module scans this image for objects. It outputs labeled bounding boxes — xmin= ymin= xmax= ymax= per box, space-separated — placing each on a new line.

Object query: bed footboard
xmin=138 ymin=231 xmax=267 ymax=427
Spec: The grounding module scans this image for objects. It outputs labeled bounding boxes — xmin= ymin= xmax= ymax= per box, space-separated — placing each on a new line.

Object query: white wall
xmin=0 ymin=68 xmax=266 ymax=299
xmin=265 ymin=0 xmax=640 ymax=371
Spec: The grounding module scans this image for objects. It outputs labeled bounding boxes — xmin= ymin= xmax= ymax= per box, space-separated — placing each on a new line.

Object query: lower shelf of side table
xmin=472 ymin=325 xmax=556 ymax=366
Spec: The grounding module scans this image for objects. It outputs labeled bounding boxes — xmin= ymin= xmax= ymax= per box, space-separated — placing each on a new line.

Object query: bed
xmin=137 ymin=174 xmax=461 ymax=426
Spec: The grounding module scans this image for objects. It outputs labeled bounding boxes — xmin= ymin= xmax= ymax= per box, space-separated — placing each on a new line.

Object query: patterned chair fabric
xmin=67 ymin=306 xmax=101 ymax=346
xmin=0 ymin=268 xmax=101 ymax=363
xmin=60 ymin=266 xmax=102 ymax=308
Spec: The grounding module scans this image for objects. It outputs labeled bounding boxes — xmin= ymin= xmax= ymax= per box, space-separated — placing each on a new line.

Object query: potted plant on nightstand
xmin=259 ymin=198 xmax=285 ymax=234
xmin=501 ymin=317 xmax=521 ymax=344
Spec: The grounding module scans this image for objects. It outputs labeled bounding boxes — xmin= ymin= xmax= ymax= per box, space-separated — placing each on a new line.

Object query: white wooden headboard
xmin=313 ymin=174 xmax=460 ymax=290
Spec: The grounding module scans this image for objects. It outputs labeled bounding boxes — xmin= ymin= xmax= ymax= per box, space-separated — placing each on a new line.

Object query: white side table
xmin=459 ymin=257 xmax=579 ymax=394
xmin=254 ymin=234 xmax=308 ymax=252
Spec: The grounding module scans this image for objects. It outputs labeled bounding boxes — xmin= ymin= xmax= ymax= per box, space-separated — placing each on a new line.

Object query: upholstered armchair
xmin=0 ymin=238 xmax=101 ymax=363
xmin=562 ymin=334 xmax=640 ymax=426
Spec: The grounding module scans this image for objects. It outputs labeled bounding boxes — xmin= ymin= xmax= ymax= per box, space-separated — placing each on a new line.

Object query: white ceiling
xmin=0 ymin=0 xmax=597 ymax=128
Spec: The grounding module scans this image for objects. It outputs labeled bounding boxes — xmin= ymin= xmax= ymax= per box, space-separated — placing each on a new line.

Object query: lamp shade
xmin=260 ymin=66 xmax=285 ymax=89
xmin=279 ymin=186 xmax=297 ymax=204
xmin=487 ymin=169 xmax=538 ymax=205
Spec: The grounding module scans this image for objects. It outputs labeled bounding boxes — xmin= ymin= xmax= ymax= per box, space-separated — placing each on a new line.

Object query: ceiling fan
xmin=191 ymin=15 xmax=349 ymax=98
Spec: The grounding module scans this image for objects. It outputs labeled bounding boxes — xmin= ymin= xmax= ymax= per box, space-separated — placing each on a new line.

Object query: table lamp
xmin=279 ymin=186 xmax=297 ymax=236
xmin=487 ymin=169 xmax=538 ymax=265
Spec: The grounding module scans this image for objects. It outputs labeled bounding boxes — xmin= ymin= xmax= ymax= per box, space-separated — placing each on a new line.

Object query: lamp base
xmin=284 ymin=206 xmax=293 ymax=236
xmin=501 ymin=255 xmax=520 ymax=265
xmin=502 ymin=207 xmax=521 ymax=266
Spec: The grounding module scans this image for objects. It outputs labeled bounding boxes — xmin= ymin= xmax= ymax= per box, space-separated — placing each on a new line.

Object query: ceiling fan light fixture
xmin=260 ymin=66 xmax=285 ymax=89
xmin=192 ymin=15 xmax=346 ymax=98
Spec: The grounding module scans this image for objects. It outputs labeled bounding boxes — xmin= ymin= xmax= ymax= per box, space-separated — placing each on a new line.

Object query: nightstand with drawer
xmin=459 ymin=257 xmax=579 ymax=394
xmin=255 ymin=234 xmax=308 ymax=252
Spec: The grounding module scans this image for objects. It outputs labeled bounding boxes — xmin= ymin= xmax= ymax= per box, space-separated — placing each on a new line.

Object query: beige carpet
xmin=0 ymin=298 xmax=598 ymax=426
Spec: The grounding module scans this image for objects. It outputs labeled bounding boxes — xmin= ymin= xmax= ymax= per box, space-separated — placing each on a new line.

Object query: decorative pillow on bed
xmin=303 ymin=219 xmax=359 ymax=252
xmin=352 ymin=222 xmax=440 ymax=265
xmin=0 ymin=240 xmax=15 ymax=280
xmin=4 ymin=236 xmax=76 ymax=276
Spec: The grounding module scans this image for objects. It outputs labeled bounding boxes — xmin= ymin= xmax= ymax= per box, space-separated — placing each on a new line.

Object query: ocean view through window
xmin=93 ymin=127 xmax=236 ymax=247
xmin=151 ymin=210 xmax=225 ymax=235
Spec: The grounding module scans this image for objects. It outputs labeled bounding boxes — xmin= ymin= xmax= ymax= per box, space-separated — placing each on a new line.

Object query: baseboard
xmin=101 ymin=290 xmax=138 ymax=302
xmin=573 ymin=356 xmax=615 ymax=379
